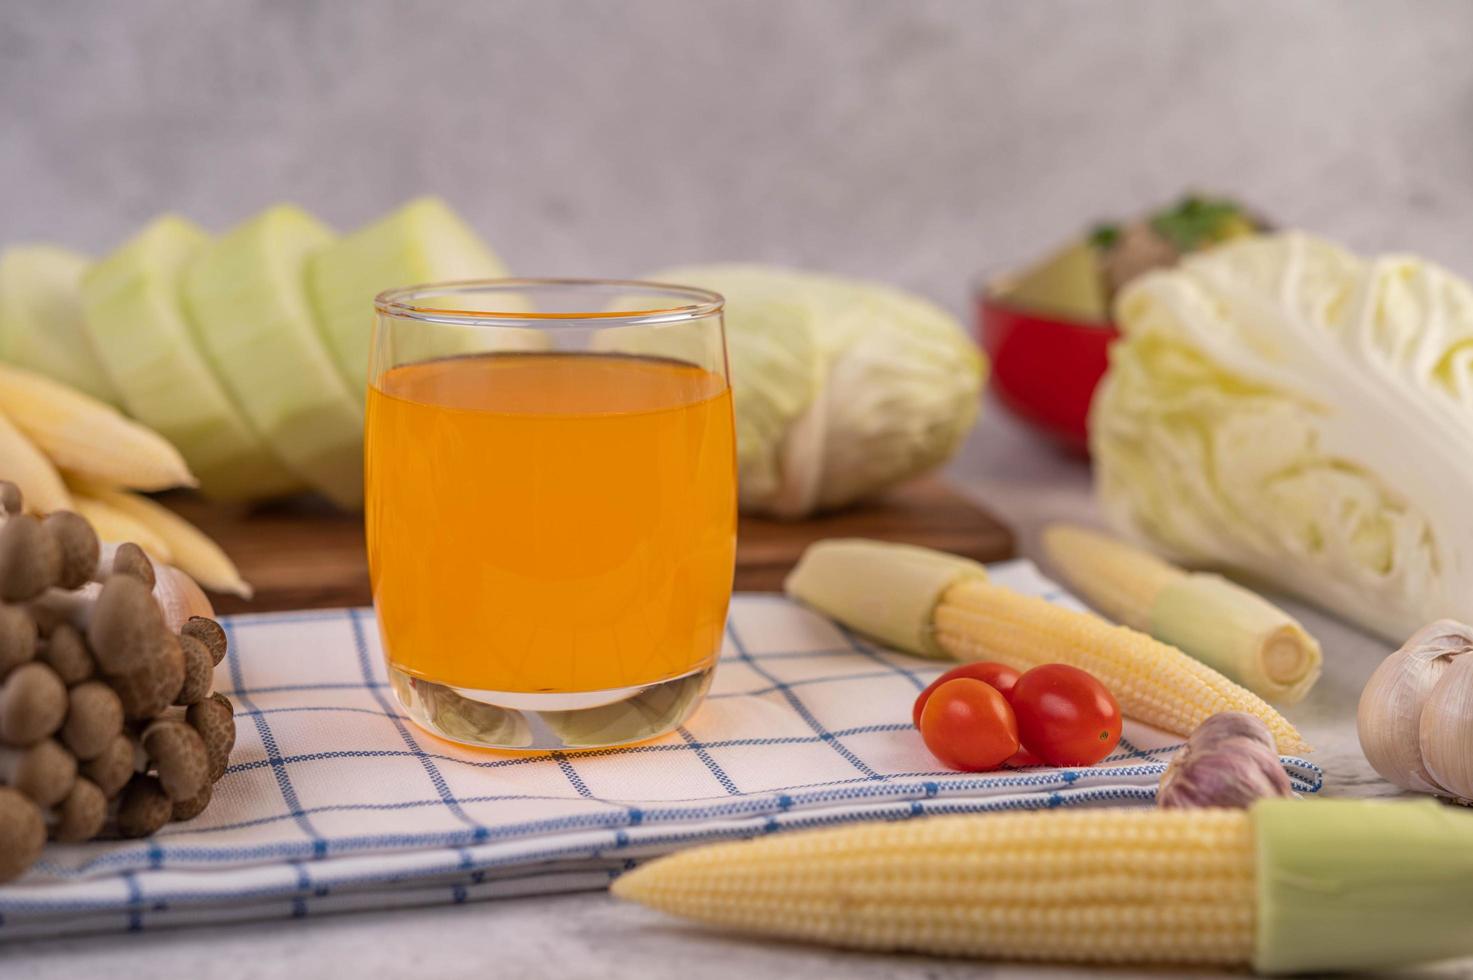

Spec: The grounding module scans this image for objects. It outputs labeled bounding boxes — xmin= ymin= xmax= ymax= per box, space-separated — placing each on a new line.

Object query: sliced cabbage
xmin=646 ymin=265 xmax=984 ymax=518
xmin=1092 ymin=232 xmax=1473 ymax=641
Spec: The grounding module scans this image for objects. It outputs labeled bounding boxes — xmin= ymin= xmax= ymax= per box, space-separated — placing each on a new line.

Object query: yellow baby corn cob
xmin=0 ymin=362 xmax=194 ymax=491
xmin=938 ymin=579 xmax=1308 ymax=753
xmin=70 ymin=492 xmax=175 ymax=564
xmin=68 ymin=480 xmax=251 ymax=598
xmin=786 ymin=539 xmax=1309 ymax=753
xmin=1042 ymin=525 xmax=1322 ymax=704
xmin=0 ymin=408 xmax=71 ymax=514
xmin=614 ymin=799 xmax=1473 ymax=975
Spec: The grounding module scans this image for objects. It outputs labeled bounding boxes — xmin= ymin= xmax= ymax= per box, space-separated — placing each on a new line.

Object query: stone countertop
xmin=3 ymin=404 xmax=1470 ymax=979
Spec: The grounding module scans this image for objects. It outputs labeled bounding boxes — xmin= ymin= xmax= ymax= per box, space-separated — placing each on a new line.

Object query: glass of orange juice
xmin=366 ymin=279 xmax=736 ymax=750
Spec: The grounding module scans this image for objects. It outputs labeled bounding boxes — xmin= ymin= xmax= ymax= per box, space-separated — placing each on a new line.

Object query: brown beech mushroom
xmin=174 ymin=633 xmax=214 ymax=706
xmin=42 ymin=511 xmax=99 ymax=590
xmin=106 ymin=633 xmax=184 ymax=720
xmin=0 ymin=481 xmax=21 ymax=517
xmin=115 ymin=775 xmax=171 ymax=838
xmin=0 ymin=603 xmax=37 ymax=679
xmin=181 ymin=616 xmax=227 ymax=667
xmin=51 ymin=777 xmax=106 ymax=843
xmin=61 ymin=681 xmax=124 ymax=760
xmin=0 ymin=661 xmax=67 ymax=745
xmin=38 ymin=621 xmax=93 ymax=685
xmin=0 ymin=738 xmax=77 ymax=807
xmin=83 ymin=732 xmax=140 ymax=798
xmin=0 ymin=785 xmax=45 ymax=881
xmin=171 ymin=781 xmax=212 ymax=822
xmin=88 ymin=574 xmax=172 ymax=675
xmin=0 ymin=515 xmax=61 ymax=602
xmin=141 ymin=720 xmax=208 ymax=802
xmin=104 ymin=542 xmax=155 ymax=589
xmin=187 ymin=692 xmax=236 ymax=782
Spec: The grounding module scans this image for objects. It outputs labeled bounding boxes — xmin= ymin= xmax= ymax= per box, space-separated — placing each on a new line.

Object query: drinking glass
xmin=366 ymin=279 xmax=736 ymax=750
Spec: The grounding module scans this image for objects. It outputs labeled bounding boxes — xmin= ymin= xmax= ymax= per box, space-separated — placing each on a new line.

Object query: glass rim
xmin=374 ymin=277 xmax=725 ymax=328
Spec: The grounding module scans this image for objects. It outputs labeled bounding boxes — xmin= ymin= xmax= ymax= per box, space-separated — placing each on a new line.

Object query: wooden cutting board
xmin=166 ymin=478 xmax=1013 ymax=615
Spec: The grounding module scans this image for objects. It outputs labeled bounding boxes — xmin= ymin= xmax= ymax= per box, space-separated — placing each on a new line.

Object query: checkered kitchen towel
xmin=0 ymin=560 xmax=1320 ymax=938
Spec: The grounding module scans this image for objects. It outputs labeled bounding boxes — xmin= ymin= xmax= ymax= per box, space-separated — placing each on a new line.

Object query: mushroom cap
xmin=170 ymin=780 xmax=212 ymax=822
xmin=142 ymin=720 xmax=208 ymax=802
xmin=0 ymin=786 xmax=44 ymax=881
xmin=38 ymin=621 xmax=93 ymax=685
xmin=6 ymin=737 xmax=78 ymax=807
xmin=0 ymin=661 xmax=67 ymax=746
xmin=51 ymin=777 xmax=106 ymax=843
xmin=0 ymin=515 xmax=60 ymax=603
xmin=61 ymin=681 xmax=124 ymax=761
xmin=0 ymin=481 xmax=21 ymax=517
xmin=110 ymin=543 xmax=155 ymax=589
xmin=115 ymin=775 xmax=171 ymax=838
xmin=187 ymin=692 xmax=236 ymax=782
xmin=88 ymin=574 xmax=171 ymax=675
xmin=181 ymin=616 xmax=227 ymax=667
xmin=0 ymin=603 xmax=38 ymax=680
xmin=174 ymin=633 xmax=213 ymax=706
xmin=82 ymin=732 xmax=139 ymax=798
xmin=42 ymin=511 xmax=99 ymax=591
xmin=105 ymin=633 xmax=184 ymax=720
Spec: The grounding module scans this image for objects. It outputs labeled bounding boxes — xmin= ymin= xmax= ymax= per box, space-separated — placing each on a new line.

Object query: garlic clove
xmin=1357 ymin=619 xmax=1473 ymax=796
xmin=1419 ymin=652 xmax=1473 ymax=803
xmin=151 ymin=564 xmax=213 ymax=634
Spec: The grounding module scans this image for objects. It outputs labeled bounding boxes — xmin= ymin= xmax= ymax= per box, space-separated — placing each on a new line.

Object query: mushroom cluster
xmin=0 ymin=481 xmax=237 ymax=882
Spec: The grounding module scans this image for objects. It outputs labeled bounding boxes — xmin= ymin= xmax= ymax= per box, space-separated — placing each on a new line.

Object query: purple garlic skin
xmin=1158 ymin=711 xmax=1295 ymax=809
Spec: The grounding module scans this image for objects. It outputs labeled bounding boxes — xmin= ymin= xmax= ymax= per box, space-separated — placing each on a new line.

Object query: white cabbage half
xmin=1092 ymin=232 xmax=1473 ymax=641
xmin=645 ymin=265 xmax=985 ymax=518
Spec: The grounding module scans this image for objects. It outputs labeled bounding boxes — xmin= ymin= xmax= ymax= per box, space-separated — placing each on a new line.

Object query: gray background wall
xmin=5 ymin=0 xmax=1472 ymax=311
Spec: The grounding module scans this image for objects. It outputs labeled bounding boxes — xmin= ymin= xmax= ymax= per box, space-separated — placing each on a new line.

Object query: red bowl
xmin=976 ymin=290 xmax=1118 ymax=454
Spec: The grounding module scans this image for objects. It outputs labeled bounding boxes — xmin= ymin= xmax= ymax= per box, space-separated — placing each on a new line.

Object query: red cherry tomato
xmin=1008 ymin=664 xmax=1122 ymax=767
xmin=912 ymin=662 xmax=1022 ymax=727
xmin=917 ymin=678 xmax=1020 ymax=772
xmin=1004 ymin=748 xmax=1043 ymax=768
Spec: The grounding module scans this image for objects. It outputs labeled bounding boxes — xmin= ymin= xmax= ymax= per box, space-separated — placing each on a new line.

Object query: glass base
xmin=387 ymin=662 xmax=716 ymax=751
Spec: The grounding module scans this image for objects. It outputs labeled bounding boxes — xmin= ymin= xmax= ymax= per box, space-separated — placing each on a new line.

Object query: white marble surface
xmin=5 ymin=1 xmax=1473 ymax=974
xmin=5 ymin=404 xmax=1472 ymax=979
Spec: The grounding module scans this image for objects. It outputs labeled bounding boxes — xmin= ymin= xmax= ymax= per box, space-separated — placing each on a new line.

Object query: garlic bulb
xmin=1357 ymin=619 xmax=1473 ymax=799
xmin=1158 ymin=711 xmax=1294 ymax=809
xmin=1420 ymin=652 xmax=1473 ymax=802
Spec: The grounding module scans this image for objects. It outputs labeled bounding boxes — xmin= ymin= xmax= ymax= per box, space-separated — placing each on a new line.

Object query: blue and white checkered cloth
xmin=0 ymin=560 xmax=1320 ymax=939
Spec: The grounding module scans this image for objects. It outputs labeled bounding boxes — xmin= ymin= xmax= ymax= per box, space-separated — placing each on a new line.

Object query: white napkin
xmin=0 ymin=560 xmax=1320 ymax=939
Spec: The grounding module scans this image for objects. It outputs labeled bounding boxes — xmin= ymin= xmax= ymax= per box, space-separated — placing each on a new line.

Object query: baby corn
xmin=1042 ymin=525 xmax=1322 ymax=704
xmin=785 ymin=538 xmax=1308 ymax=753
xmin=70 ymin=491 xmax=175 ymax=564
xmin=0 ymin=361 xmax=195 ymax=491
xmin=0 ymin=408 xmax=71 ymax=513
xmin=68 ymin=481 xmax=251 ymax=598
xmin=613 ymin=799 xmax=1473 ymax=975
xmin=937 ymin=579 xmax=1308 ymax=752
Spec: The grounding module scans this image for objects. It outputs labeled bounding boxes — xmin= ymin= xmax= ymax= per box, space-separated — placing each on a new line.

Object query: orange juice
xmin=365 ymin=352 xmax=737 ymax=695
